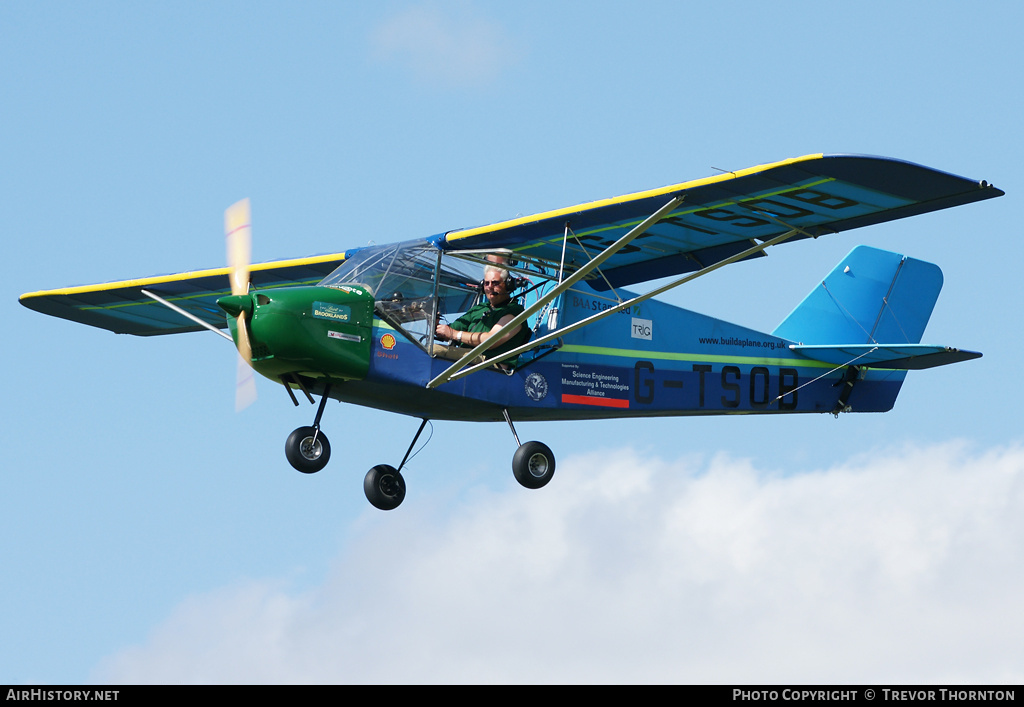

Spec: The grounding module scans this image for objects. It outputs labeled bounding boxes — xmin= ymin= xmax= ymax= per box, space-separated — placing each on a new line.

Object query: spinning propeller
xmin=224 ymin=198 xmax=257 ymax=411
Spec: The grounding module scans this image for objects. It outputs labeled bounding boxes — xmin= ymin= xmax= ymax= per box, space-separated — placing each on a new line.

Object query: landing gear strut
xmin=285 ymin=384 xmax=332 ymax=474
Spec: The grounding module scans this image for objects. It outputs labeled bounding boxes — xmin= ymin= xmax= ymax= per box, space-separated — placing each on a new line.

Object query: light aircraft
xmin=20 ymin=154 xmax=1003 ymax=510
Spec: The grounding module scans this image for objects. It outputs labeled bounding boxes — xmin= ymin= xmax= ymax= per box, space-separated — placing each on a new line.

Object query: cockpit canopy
xmin=319 ymin=239 xmax=561 ymax=364
xmin=319 ymin=240 xmax=483 ymax=348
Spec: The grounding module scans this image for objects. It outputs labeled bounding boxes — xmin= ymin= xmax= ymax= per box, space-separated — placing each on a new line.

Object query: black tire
xmin=364 ymin=464 xmax=406 ymax=510
xmin=512 ymin=441 xmax=555 ymax=489
xmin=285 ymin=426 xmax=331 ymax=474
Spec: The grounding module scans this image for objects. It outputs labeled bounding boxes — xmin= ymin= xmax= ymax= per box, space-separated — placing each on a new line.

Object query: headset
xmin=481 ymin=262 xmax=527 ymax=295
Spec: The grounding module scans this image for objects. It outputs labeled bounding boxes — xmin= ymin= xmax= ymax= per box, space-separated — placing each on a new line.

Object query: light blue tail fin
xmin=773 ymin=245 xmax=943 ymax=346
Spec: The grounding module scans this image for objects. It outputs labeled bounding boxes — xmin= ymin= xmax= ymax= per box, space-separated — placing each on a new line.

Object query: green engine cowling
xmin=219 ymin=285 xmax=374 ymax=382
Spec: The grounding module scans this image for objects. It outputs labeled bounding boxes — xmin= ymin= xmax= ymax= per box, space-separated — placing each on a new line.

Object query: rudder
xmin=772 ymin=245 xmax=943 ymax=346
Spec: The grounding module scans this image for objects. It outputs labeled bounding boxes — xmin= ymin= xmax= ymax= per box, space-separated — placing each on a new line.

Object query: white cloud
xmin=369 ymin=2 xmax=520 ymax=88
xmin=94 ymin=442 xmax=1024 ymax=684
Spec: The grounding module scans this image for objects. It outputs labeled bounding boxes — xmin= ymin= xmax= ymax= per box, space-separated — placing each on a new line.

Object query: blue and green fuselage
xmin=356 ymin=283 xmax=902 ymax=422
xmin=222 ymin=244 xmax=940 ymax=423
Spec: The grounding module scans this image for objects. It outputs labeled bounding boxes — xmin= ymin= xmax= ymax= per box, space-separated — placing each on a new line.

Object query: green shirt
xmin=450 ymin=299 xmax=531 ymax=358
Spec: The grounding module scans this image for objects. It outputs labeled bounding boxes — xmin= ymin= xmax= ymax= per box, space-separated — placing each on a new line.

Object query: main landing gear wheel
xmin=285 ymin=426 xmax=331 ymax=474
xmin=364 ymin=464 xmax=407 ymax=510
xmin=512 ymin=441 xmax=555 ymax=489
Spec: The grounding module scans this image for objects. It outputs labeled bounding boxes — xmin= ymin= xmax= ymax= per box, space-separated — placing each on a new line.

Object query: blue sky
xmin=3 ymin=1 xmax=1023 ymax=684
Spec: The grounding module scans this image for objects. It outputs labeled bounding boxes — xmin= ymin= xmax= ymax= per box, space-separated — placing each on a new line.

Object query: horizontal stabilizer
xmin=791 ymin=344 xmax=982 ymax=370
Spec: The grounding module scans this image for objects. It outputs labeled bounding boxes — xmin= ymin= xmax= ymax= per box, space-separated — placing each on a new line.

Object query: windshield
xmin=319 ymin=240 xmax=482 ymax=349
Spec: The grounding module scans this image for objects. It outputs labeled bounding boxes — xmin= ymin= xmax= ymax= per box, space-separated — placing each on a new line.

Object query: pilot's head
xmin=483 ymin=265 xmax=511 ymax=307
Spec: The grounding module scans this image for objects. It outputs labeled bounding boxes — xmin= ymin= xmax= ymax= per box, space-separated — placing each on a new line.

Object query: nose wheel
xmin=285 ymin=426 xmax=331 ymax=473
xmin=285 ymin=383 xmax=333 ymax=474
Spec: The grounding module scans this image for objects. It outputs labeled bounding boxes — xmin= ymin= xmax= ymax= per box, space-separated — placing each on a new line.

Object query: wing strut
xmin=436 ymin=227 xmax=803 ymax=385
xmin=426 ymin=195 xmax=685 ymax=389
xmin=140 ymin=289 xmax=233 ymax=342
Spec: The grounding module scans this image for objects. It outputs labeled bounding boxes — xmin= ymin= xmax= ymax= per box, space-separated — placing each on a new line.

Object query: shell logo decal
xmin=380 ymin=333 xmax=397 ymax=350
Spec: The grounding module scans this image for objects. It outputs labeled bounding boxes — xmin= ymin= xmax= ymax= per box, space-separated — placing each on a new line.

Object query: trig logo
xmin=380 ymin=333 xmax=397 ymax=350
xmin=631 ymin=317 xmax=653 ymax=340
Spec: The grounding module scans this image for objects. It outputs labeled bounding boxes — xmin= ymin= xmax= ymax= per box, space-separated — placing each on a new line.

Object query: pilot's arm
xmin=436 ymin=315 xmax=521 ymax=348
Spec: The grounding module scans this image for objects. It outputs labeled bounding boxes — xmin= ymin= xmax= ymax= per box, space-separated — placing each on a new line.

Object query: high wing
xmin=20 ymin=253 xmax=347 ymax=336
xmin=21 ymin=155 xmax=1002 ymax=343
xmin=439 ymin=154 xmax=1003 ymax=290
xmin=426 ymin=154 xmax=1002 ymax=387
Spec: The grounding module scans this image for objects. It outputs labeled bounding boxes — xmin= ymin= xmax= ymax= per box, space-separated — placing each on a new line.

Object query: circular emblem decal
xmin=380 ymin=333 xmax=397 ymax=350
xmin=524 ymin=372 xmax=548 ymax=402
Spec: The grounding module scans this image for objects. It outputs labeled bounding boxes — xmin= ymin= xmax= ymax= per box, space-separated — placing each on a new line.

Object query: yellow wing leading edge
xmin=440 ymin=154 xmax=1003 ymax=290
xmin=20 ymin=253 xmax=348 ymax=336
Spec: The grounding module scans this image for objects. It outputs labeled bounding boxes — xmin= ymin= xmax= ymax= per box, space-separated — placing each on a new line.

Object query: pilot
xmin=434 ymin=265 xmax=531 ymax=361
